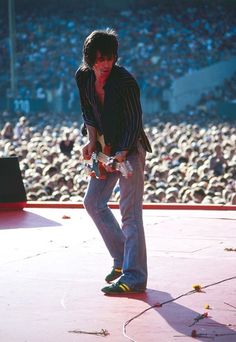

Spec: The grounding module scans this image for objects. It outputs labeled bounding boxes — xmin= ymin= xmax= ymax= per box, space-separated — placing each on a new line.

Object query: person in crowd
xmin=209 ymin=144 xmax=228 ymax=176
xmin=192 ymin=187 xmax=206 ymax=203
xmin=59 ymin=130 xmax=75 ymax=157
xmin=0 ymin=122 xmax=14 ymax=140
xmin=75 ymin=29 xmax=152 ymax=295
xmin=14 ymin=116 xmax=28 ymax=140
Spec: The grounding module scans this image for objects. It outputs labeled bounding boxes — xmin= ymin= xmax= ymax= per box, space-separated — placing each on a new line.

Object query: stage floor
xmin=0 ymin=207 xmax=235 ymax=342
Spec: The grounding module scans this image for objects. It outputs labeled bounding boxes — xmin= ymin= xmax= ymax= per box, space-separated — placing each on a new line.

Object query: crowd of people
xmin=1 ymin=1 xmax=235 ymax=205
xmin=0 ymin=72 xmax=235 ymax=205
xmin=0 ymin=115 xmax=235 ymax=205
xmin=144 ymin=121 xmax=236 ymax=205
xmin=1 ymin=0 xmax=236 ymax=108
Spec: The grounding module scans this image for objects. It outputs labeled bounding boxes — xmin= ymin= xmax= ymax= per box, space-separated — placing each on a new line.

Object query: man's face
xmin=93 ymin=51 xmax=115 ymax=81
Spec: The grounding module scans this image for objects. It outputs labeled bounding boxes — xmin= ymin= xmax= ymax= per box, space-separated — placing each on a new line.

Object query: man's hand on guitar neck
xmin=82 ymin=141 xmax=97 ymax=160
xmin=82 ymin=124 xmax=98 ymax=160
xmin=114 ymin=150 xmax=128 ymax=163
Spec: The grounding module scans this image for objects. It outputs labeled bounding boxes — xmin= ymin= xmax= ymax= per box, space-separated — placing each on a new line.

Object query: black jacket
xmin=75 ymin=64 xmax=152 ymax=154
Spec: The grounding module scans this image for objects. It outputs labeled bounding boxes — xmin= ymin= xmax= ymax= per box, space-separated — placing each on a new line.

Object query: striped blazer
xmin=75 ymin=64 xmax=152 ymax=154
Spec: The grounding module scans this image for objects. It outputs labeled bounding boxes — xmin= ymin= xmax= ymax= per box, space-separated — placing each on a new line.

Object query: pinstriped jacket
xmin=75 ymin=64 xmax=152 ymax=155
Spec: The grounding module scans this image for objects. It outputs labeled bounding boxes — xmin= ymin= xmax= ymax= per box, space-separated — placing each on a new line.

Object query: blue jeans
xmin=83 ymin=142 xmax=147 ymax=290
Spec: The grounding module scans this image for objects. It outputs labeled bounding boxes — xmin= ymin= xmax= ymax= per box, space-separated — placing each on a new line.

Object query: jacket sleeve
xmin=75 ymin=69 xmax=97 ymax=128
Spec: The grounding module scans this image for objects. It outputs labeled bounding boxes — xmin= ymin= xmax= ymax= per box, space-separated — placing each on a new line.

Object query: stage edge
xmin=24 ymin=201 xmax=236 ymax=211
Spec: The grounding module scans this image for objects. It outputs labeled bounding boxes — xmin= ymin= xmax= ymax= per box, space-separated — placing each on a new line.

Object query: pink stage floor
xmin=0 ymin=206 xmax=236 ymax=342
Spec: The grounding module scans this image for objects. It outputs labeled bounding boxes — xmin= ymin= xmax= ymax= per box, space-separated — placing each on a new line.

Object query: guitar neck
xmin=97 ymin=152 xmax=115 ymax=165
xmin=96 ymin=152 xmax=133 ymax=179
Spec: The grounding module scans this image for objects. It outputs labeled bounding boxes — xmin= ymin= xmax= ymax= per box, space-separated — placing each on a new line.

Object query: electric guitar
xmin=84 ymin=134 xmax=133 ymax=179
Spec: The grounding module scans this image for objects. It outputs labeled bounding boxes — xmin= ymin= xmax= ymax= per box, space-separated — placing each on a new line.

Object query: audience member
xmin=59 ymin=130 xmax=75 ymax=157
xmin=14 ymin=116 xmax=29 ymax=140
xmin=0 ymin=122 xmax=14 ymax=140
xmin=209 ymin=144 xmax=228 ymax=176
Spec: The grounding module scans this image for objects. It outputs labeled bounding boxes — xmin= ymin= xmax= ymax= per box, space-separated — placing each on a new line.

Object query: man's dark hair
xmin=193 ymin=187 xmax=206 ymax=198
xmin=82 ymin=28 xmax=118 ymax=68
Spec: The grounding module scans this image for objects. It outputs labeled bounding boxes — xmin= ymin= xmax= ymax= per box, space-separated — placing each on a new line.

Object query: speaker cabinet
xmin=0 ymin=157 xmax=27 ymax=210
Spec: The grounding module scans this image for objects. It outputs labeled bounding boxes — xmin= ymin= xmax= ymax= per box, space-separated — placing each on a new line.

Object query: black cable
xmin=123 ymin=275 xmax=236 ymax=342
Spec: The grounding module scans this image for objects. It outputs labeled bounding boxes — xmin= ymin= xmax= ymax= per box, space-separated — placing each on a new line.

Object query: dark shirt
xmin=210 ymin=155 xmax=226 ymax=176
xmin=75 ymin=65 xmax=152 ymax=154
xmin=59 ymin=140 xmax=74 ymax=157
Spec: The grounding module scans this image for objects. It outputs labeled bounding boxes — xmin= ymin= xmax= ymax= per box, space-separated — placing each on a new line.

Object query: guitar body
xmin=85 ymin=134 xmax=133 ymax=180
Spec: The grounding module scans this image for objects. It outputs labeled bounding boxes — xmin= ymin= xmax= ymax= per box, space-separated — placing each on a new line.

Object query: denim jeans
xmin=83 ymin=142 xmax=147 ymax=290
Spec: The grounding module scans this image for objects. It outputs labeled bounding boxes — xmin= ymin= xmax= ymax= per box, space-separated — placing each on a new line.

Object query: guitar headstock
xmin=116 ymin=160 xmax=133 ymax=179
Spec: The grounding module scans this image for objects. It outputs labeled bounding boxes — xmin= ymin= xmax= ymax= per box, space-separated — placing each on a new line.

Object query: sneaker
xmin=105 ymin=268 xmax=122 ymax=283
xmin=101 ymin=281 xmax=145 ymax=295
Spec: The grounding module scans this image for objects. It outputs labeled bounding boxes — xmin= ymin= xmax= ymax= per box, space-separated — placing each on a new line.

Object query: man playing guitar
xmin=75 ymin=29 xmax=152 ymax=295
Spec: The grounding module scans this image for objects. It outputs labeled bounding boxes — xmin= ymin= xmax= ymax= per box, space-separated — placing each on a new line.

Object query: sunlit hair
xmin=82 ymin=28 xmax=118 ymax=68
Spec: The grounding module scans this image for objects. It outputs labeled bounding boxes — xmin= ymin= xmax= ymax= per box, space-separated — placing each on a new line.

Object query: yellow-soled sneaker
xmin=101 ymin=281 xmax=145 ymax=295
xmin=105 ymin=268 xmax=122 ymax=283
